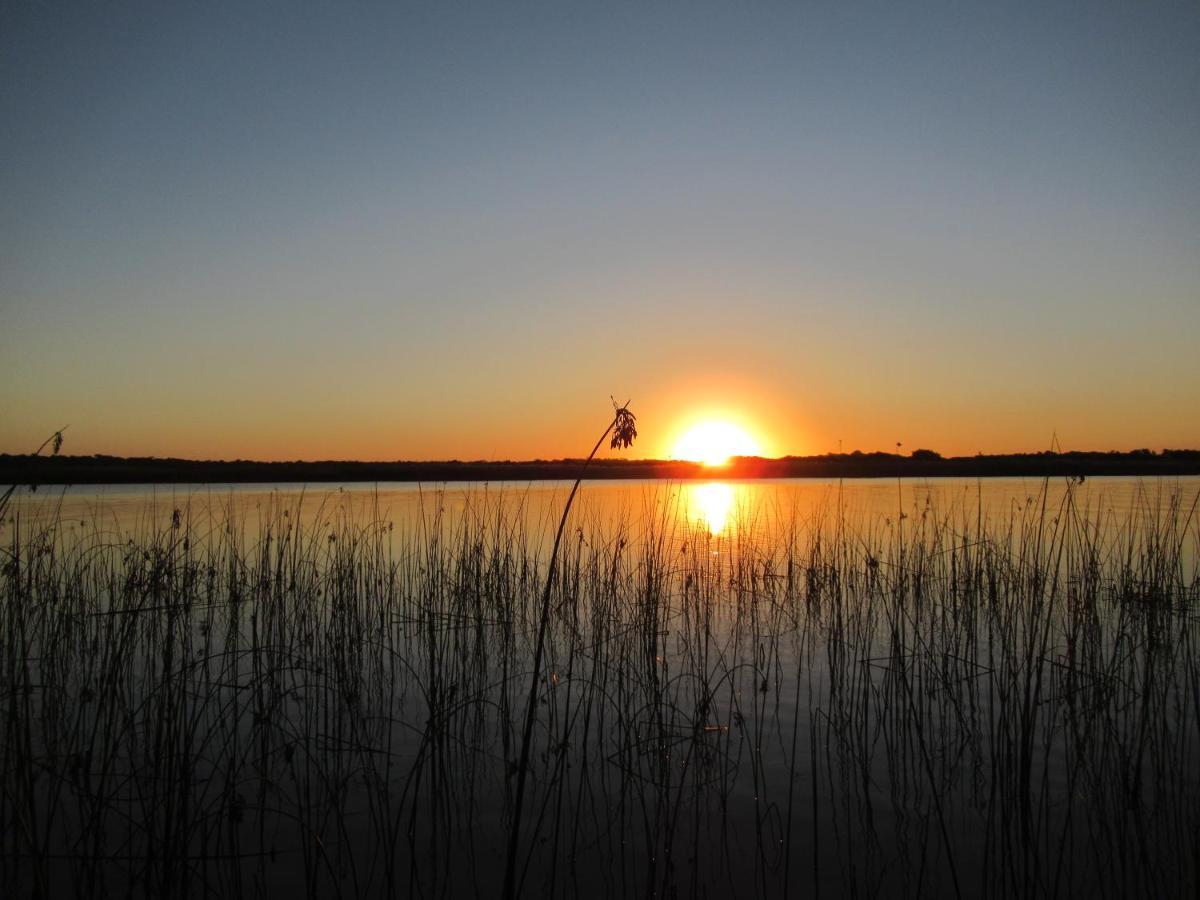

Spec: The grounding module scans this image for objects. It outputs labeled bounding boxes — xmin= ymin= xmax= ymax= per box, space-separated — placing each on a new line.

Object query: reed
xmin=1 ymin=475 xmax=1196 ymax=898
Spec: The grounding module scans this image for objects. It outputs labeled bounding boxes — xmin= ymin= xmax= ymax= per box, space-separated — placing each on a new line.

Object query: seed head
xmin=610 ymin=399 xmax=637 ymax=451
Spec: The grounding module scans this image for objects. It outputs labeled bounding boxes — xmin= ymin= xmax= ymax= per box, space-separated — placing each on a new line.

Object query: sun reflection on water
xmin=688 ymin=482 xmax=735 ymax=535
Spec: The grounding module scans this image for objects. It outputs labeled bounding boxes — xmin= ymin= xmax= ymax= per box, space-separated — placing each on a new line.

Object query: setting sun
xmin=671 ymin=420 xmax=764 ymax=467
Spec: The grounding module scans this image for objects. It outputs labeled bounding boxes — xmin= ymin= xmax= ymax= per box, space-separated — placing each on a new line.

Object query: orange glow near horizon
xmin=670 ymin=419 xmax=765 ymax=467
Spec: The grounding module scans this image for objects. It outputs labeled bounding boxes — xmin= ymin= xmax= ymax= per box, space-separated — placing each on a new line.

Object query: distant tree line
xmin=1 ymin=448 xmax=1198 ymax=485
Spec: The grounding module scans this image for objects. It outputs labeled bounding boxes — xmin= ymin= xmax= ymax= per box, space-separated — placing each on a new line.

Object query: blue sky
xmin=3 ymin=1 xmax=1197 ymax=459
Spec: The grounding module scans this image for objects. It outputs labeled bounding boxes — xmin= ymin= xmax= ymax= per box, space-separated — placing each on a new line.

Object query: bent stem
xmin=0 ymin=427 xmax=68 ymax=524
xmin=502 ymin=401 xmax=635 ymax=900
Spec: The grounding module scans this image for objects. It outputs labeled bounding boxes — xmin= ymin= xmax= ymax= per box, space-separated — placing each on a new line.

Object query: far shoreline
xmin=3 ymin=450 xmax=1198 ymax=486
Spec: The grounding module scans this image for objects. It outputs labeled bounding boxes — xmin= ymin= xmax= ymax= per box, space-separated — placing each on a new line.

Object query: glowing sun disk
xmin=672 ymin=420 xmax=762 ymax=467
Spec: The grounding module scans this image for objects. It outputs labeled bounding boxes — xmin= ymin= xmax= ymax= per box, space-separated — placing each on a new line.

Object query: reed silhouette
xmin=0 ymin=427 xmax=66 ymax=525
xmin=1 ymin=466 xmax=1196 ymax=898
xmin=504 ymin=399 xmax=637 ymax=900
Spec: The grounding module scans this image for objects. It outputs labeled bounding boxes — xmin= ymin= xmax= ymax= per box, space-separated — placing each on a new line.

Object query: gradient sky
xmin=3 ymin=1 xmax=1197 ymax=461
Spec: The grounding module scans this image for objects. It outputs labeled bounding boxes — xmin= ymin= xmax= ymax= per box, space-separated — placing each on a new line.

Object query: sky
xmin=2 ymin=1 xmax=1198 ymax=461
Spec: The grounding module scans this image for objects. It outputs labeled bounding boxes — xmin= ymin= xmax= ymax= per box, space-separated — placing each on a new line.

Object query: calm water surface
xmin=2 ymin=477 xmax=1197 ymax=898
xmin=9 ymin=475 xmax=1197 ymax=557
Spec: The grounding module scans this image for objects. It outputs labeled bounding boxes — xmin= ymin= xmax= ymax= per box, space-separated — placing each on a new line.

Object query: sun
xmin=671 ymin=420 xmax=763 ymax=467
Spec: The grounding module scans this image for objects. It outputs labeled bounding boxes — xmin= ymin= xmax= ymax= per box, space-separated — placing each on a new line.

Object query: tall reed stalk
xmin=502 ymin=400 xmax=637 ymax=900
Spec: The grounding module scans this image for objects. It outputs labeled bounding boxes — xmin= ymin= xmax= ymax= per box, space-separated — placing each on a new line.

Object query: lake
xmin=2 ymin=476 xmax=1197 ymax=898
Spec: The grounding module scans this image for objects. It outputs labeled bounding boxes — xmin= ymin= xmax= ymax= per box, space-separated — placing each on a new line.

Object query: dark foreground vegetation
xmin=2 ymin=448 xmax=1199 ymax=485
xmin=2 ymin=477 xmax=1197 ymax=898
